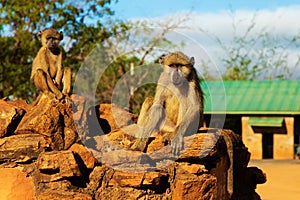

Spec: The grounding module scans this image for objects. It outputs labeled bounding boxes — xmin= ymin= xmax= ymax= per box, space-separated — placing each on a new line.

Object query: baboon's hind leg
xmin=62 ymin=67 xmax=71 ymax=95
xmin=130 ymin=97 xmax=154 ymax=152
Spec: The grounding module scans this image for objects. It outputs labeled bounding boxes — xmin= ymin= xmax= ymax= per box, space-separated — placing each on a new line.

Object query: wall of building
xmin=242 ymin=117 xmax=294 ymax=159
xmin=242 ymin=117 xmax=262 ymax=159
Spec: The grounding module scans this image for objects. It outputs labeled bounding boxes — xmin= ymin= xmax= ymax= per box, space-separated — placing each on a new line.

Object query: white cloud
xmin=134 ymin=5 xmax=300 ymax=79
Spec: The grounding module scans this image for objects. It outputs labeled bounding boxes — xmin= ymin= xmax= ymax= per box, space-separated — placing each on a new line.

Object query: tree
xmin=0 ymin=0 xmax=129 ymax=102
xmin=0 ymin=1 xmax=187 ymax=112
xmin=200 ymin=14 xmax=300 ymax=80
xmin=93 ymin=18 xmax=188 ymax=114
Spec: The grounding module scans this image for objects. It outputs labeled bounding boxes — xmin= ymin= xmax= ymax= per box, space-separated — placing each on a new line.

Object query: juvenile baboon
xmin=130 ymin=51 xmax=204 ymax=154
xmin=31 ymin=28 xmax=71 ymax=101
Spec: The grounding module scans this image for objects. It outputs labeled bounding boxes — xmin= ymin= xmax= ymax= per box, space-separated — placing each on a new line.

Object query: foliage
xmin=0 ymin=0 xmax=129 ymax=102
xmin=0 ymin=1 xmax=185 ymax=114
xmin=87 ymin=19 xmax=187 ymax=114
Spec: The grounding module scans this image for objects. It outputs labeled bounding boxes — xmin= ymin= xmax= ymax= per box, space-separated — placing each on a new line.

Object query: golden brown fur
xmin=131 ymin=51 xmax=204 ymax=154
xmin=31 ymin=28 xmax=71 ymax=101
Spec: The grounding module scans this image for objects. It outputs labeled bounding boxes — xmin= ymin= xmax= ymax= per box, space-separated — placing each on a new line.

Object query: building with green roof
xmin=201 ymin=80 xmax=300 ymax=159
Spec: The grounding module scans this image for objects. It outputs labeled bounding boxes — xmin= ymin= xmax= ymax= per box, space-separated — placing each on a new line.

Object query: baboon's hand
xmin=170 ymin=134 xmax=184 ymax=155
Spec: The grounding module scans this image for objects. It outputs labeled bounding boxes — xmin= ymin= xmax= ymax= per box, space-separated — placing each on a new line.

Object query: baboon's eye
xmin=169 ymin=64 xmax=183 ymax=68
xmin=47 ymin=37 xmax=59 ymax=41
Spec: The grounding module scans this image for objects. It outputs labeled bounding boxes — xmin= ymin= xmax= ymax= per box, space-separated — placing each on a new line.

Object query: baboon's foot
xmin=54 ymin=91 xmax=64 ymax=101
xmin=130 ymin=138 xmax=149 ymax=152
xmin=61 ymin=94 xmax=72 ymax=107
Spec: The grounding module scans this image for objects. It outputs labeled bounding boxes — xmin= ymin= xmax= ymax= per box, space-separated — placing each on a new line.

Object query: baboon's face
xmin=168 ymin=63 xmax=192 ymax=78
xmin=39 ymin=28 xmax=63 ymax=54
xmin=160 ymin=52 xmax=194 ymax=85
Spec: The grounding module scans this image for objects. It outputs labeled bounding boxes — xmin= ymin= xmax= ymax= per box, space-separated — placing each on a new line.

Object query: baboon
xmin=31 ymin=28 xmax=71 ymax=101
xmin=130 ymin=51 xmax=204 ymax=154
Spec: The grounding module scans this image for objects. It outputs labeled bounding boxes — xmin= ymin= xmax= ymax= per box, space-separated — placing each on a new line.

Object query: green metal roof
xmin=201 ymin=80 xmax=300 ymax=115
xmin=248 ymin=117 xmax=284 ymax=127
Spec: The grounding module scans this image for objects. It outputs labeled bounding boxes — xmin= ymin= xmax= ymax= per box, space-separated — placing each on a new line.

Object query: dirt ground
xmin=249 ymin=159 xmax=300 ymax=200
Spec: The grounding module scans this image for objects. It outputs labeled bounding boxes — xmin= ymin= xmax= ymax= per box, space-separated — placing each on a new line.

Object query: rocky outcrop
xmin=0 ymin=94 xmax=266 ymax=200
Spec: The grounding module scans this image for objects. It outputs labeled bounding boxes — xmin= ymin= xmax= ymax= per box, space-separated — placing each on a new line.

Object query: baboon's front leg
xmin=131 ymin=99 xmax=166 ymax=152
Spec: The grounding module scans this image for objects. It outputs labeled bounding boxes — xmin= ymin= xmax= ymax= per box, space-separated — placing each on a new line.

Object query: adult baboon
xmin=131 ymin=51 xmax=204 ymax=154
xmin=31 ymin=28 xmax=71 ymax=101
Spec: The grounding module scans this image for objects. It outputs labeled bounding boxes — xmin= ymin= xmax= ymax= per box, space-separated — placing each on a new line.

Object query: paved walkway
xmin=249 ymin=159 xmax=300 ymax=200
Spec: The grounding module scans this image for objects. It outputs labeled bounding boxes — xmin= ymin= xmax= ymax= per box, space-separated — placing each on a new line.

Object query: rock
xmin=109 ymin=170 xmax=167 ymax=191
xmin=70 ymin=94 xmax=87 ymax=122
xmin=0 ymin=99 xmax=25 ymax=137
xmin=146 ymin=134 xmax=166 ymax=153
xmin=172 ymin=173 xmax=216 ymax=200
xmin=0 ymin=134 xmax=48 ymax=163
xmin=5 ymin=99 xmax=32 ymax=112
xmin=97 ymin=103 xmax=138 ymax=131
xmin=37 ymin=151 xmax=82 ymax=182
xmin=87 ymin=165 xmax=115 ymax=192
xmin=69 ymin=143 xmax=97 ymax=169
xmin=178 ymin=129 xmax=226 ymax=163
xmin=109 ymin=171 xmax=144 ymax=187
xmin=231 ymin=167 xmax=267 ymax=200
xmin=142 ymin=171 xmax=169 ymax=192
xmin=176 ymin=162 xmax=207 ymax=175
xmin=15 ymin=94 xmax=60 ymax=136
xmin=0 ymin=99 xmax=266 ymax=200
xmin=105 ymin=128 xmax=136 ymax=149
xmin=0 ymin=168 xmax=35 ymax=200
xmin=15 ymin=94 xmax=78 ymax=150
xmin=85 ymin=103 xmax=137 ymax=138
xmin=95 ymin=187 xmax=146 ymax=200
xmin=100 ymin=149 xmax=155 ymax=168
xmin=38 ymin=192 xmax=93 ymax=200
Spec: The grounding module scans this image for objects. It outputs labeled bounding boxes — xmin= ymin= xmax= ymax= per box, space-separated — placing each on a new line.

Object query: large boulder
xmin=15 ymin=94 xmax=79 ymax=150
xmin=0 ymin=134 xmax=48 ymax=163
xmin=0 ymin=99 xmax=26 ymax=137
xmin=0 ymin=96 xmax=265 ymax=200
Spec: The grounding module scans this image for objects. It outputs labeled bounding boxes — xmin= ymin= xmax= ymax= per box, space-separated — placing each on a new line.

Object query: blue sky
xmin=109 ymin=0 xmax=300 ymax=79
xmin=111 ymin=0 xmax=300 ymax=19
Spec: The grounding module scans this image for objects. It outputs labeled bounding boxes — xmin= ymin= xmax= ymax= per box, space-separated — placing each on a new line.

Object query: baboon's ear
xmin=189 ymin=57 xmax=195 ymax=65
xmin=59 ymin=31 xmax=64 ymax=40
xmin=37 ymin=31 xmax=42 ymax=41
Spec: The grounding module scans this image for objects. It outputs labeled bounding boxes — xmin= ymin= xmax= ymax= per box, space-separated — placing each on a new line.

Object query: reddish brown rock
xmin=37 ymin=151 xmax=82 ymax=182
xmin=69 ymin=143 xmax=97 ymax=169
xmin=15 ymin=95 xmax=60 ymax=136
xmin=5 ymin=99 xmax=32 ymax=112
xmin=0 ymin=98 xmax=266 ymax=200
xmin=85 ymin=103 xmax=137 ymax=138
xmin=105 ymin=128 xmax=136 ymax=149
xmin=100 ymin=149 xmax=155 ymax=168
xmin=109 ymin=170 xmax=167 ymax=191
xmin=178 ymin=129 xmax=225 ymax=162
xmin=95 ymin=187 xmax=146 ymax=200
xmin=0 ymin=168 xmax=35 ymax=200
xmin=142 ymin=171 xmax=169 ymax=193
xmin=172 ymin=174 xmax=216 ymax=200
xmin=87 ymin=165 xmax=115 ymax=192
xmin=177 ymin=162 xmax=207 ymax=175
xmin=98 ymin=103 xmax=138 ymax=131
xmin=110 ymin=171 xmax=144 ymax=187
xmin=146 ymin=134 xmax=166 ymax=153
xmin=15 ymin=95 xmax=78 ymax=150
xmin=38 ymin=192 xmax=92 ymax=200
xmin=70 ymin=94 xmax=87 ymax=122
xmin=0 ymin=99 xmax=25 ymax=137
xmin=0 ymin=134 xmax=48 ymax=163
